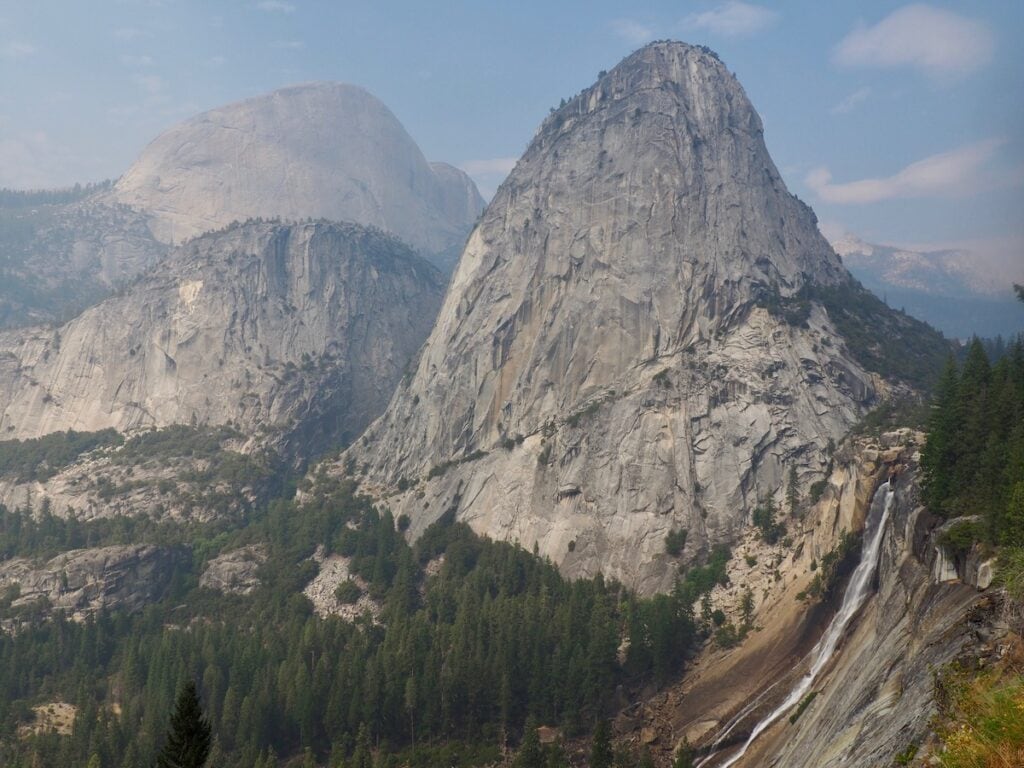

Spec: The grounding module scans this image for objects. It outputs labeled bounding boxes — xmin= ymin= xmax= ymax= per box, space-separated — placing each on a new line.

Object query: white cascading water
xmin=698 ymin=480 xmax=896 ymax=768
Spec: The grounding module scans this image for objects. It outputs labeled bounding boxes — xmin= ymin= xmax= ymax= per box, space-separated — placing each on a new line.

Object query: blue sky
xmin=1 ymin=1 xmax=1021 ymax=278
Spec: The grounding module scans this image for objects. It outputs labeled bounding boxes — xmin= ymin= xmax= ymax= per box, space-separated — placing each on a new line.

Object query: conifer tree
xmin=514 ymin=716 xmax=544 ymax=768
xmin=156 ymin=681 xmax=212 ymax=768
xmin=590 ymin=719 xmax=613 ymax=768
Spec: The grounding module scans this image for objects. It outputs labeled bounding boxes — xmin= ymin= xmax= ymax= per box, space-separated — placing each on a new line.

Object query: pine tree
xmin=155 ymin=681 xmax=212 ymax=768
xmin=786 ymin=465 xmax=799 ymax=517
xmin=514 ymin=717 xmax=544 ymax=768
xmin=352 ymin=723 xmax=373 ymax=768
xmin=590 ymin=719 xmax=613 ymax=768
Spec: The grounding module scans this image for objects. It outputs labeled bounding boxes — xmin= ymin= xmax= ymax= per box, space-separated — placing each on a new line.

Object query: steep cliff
xmin=0 ymin=220 xmax=445 ymax=455
xmin=613 ymin=433 xmax=992 ymax=768
xmin=111 ymin=83 xmax=485 ymax=263
xmin=0 ymin=544 xmax=183 ymax=627
xmin=337 ymin=41 xmax=904 ymax=594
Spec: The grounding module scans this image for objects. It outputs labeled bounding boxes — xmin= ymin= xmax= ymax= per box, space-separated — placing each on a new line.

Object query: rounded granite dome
xmin=113 ymin=82 xmax=483 ymax=255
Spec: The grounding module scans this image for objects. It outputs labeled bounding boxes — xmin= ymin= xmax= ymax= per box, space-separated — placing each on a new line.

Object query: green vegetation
xmin=155 ymin=681 xmax=212 ymax=768
xmin=0 ymin=181 xmax=111 ymax=208
xmin=752 ymin=498 xmax=785 ymax=545
xmin=0 ymin=475 xmax=719 ymax=767
xmin=788 ymin=691 xmax=818 ymax=724
xmin=933 ymin=663 xmax=1024 ymax=768
xmin=333 ymin=580 xmax=361 ymax=604
xmin=796 ymin=530 xmax=861 ymax=604
xmin=893 ymin=743 xmax=918 ymax=765
xmin=809 ymin=479 xmax=829 ymax=504
xmin=0 ymin=429 xmax=122 ymax=482
xmin=760 ymin=279 xmax=950 ymax=390
xmin=664 ymin=528 xmax=688 ymax=557
xmin=921 ymin=338 xmax=1024 ymax=547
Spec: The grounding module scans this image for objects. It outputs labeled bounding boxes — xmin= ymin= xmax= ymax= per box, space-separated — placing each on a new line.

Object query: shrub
xmin=789 ymin=691 xmax=818 ymax=724
xmin=334 ymin=580 xmax=361 ymax=605
xmin=665 ymin=529 xmax=688 ymax=557
xmin=809 ymin=480 xmax=828 ymax=504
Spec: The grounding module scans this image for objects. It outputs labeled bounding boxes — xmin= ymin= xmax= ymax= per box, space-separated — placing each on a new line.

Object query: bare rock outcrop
xmin=0 ymin=220 xmax=445 ymax=455
xmin=0 ymin=544 xmax=181 ymax=624
xmin=111 ymin=82 xmax=485 ymax=263
xmin=199 ymin=546 xmax=266 ymax=595
xmin=339 ymin=42 xmax=879 ymax=594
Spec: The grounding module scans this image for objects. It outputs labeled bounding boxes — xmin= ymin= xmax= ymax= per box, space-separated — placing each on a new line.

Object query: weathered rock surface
xmin=642 ymin=433 xmax=988 ymax=768
xmin=111 ymin=83 xmax=484 ymax=262
xmin=339 ymin=42 xmax=877 ymax=594
xmin=0 ymin=544 xmax=181 ymax=623
xmin=752 ymin=454 xmax=987 ymax=768
xmin=0 ymin=220 xmax=445 ymax=455
xmin=302 ymin=548 xmax=382 ymax=622
xmin=0 ymin=435 xmax=266 ymax=523
xmin=199 ymin=545 xmax=266 ymax=595
xmin=0 ymin=197 xmax=167 ymax=328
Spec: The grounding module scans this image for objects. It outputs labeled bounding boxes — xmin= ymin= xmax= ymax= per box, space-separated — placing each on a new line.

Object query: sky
xmin=1 ymin=1 xmax=1022 ymax=279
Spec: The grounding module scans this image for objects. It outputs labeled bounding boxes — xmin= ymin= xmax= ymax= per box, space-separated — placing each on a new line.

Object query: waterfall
xmin=697 ymin=480 xmax=896 ymax=768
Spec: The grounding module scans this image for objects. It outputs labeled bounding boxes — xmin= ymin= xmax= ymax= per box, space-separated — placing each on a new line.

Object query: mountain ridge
xmin=333 ymin=41 xmax=913 ymax=593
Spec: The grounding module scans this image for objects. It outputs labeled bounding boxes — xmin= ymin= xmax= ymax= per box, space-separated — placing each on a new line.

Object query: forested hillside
xmin=921 ymin=336 xmax=1024 ymax=546
xmin=0 ymin=475 xmax=731 ymax=767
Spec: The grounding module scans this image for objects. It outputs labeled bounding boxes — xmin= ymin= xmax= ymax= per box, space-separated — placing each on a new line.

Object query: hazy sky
xmin=1 ymin=1 xmax=1022 ymax=275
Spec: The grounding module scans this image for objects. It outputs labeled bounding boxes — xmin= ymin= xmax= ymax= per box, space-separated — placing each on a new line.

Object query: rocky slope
xmin=338 ymin=42 xmax=890 ymax=594
xmin=111 ymin=83 xmax=485 ymax=264
xmin=637 ymin=434 xmax=994 ymax=768
xmin=0 ymin=220 xmax=445 ymax=455
xmin=0 ymin=195 xmax=167 ymax=328
xmin=0 ymin=544 xmax=182 ymax=627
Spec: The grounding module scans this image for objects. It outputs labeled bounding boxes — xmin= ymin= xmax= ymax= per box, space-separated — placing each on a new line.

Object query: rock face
xmin=0 ymin=196 xmax=167 ymax=329
xmin=0 ymin=544 xmax=181 ymax=624
xmin=754 ymin=451 xmax=987 ymax=768
xmin=0 ymin=220 xmax=445 ymax=454
xmin=199 ymin=546 xmax=266 ymax=595
xmin=632 ymin=433 xmax=989 ymax=768
xmin=112 ymin=83 xmax=485 ymax=262
xmin=341 ymin=42 xmax=876 ymax=594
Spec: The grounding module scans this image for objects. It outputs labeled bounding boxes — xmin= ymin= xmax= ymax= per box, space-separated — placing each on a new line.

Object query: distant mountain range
xmin=825 ymin=229 xmax=1023 ymax=339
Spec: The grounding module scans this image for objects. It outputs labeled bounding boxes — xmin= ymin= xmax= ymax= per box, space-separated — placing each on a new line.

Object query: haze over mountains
xmin=0 ymin=220 xmax=444 ymax=454
xmin=110 ymin=83 xmax=484 ymax=266
xmin=0 ymin=30 xmax=1018 ymax=768
xmin=0 ymin=82 xmax=484 ymax=332
xmin=825 ymin=228 xmax=1024 ymax=339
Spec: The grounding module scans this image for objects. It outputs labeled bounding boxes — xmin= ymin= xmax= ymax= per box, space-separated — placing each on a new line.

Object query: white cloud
xmin=830 ymin=86 xmax=871 ymax=115
xmin=610 ymin=19 xmax=654 ymax=45
xmin=683 ymin=2 xmax=777 ymax=39
xmin=208 ymin=55 xmax=227 ymax=67
xmin=834 ymin=4 xmax=994 ymax=78
xmin=271 ymin=40 xmax=304 ymax=49
xmin=2 ymin=40 xmax=35 ymax=59
xmin=257 ymin=1 xmax=296 ymax=12
xmin=805 ymin=138 xmax=1004 ymax=204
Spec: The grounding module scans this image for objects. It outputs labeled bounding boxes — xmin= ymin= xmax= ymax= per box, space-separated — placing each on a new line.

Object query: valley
xmin=0 ymin=19 xmax=1021 ymax=768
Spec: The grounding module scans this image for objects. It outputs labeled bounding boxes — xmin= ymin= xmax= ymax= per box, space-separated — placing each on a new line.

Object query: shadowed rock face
xmin=339 ymin=41 xmax=877 ymax=594
xmin=111 ymin=82 xmax=484 ymax=263
xmin=0 ymin=544 xmax=183 ymax=623
xmin=0 ymin=220 xmax=445 ymax=456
